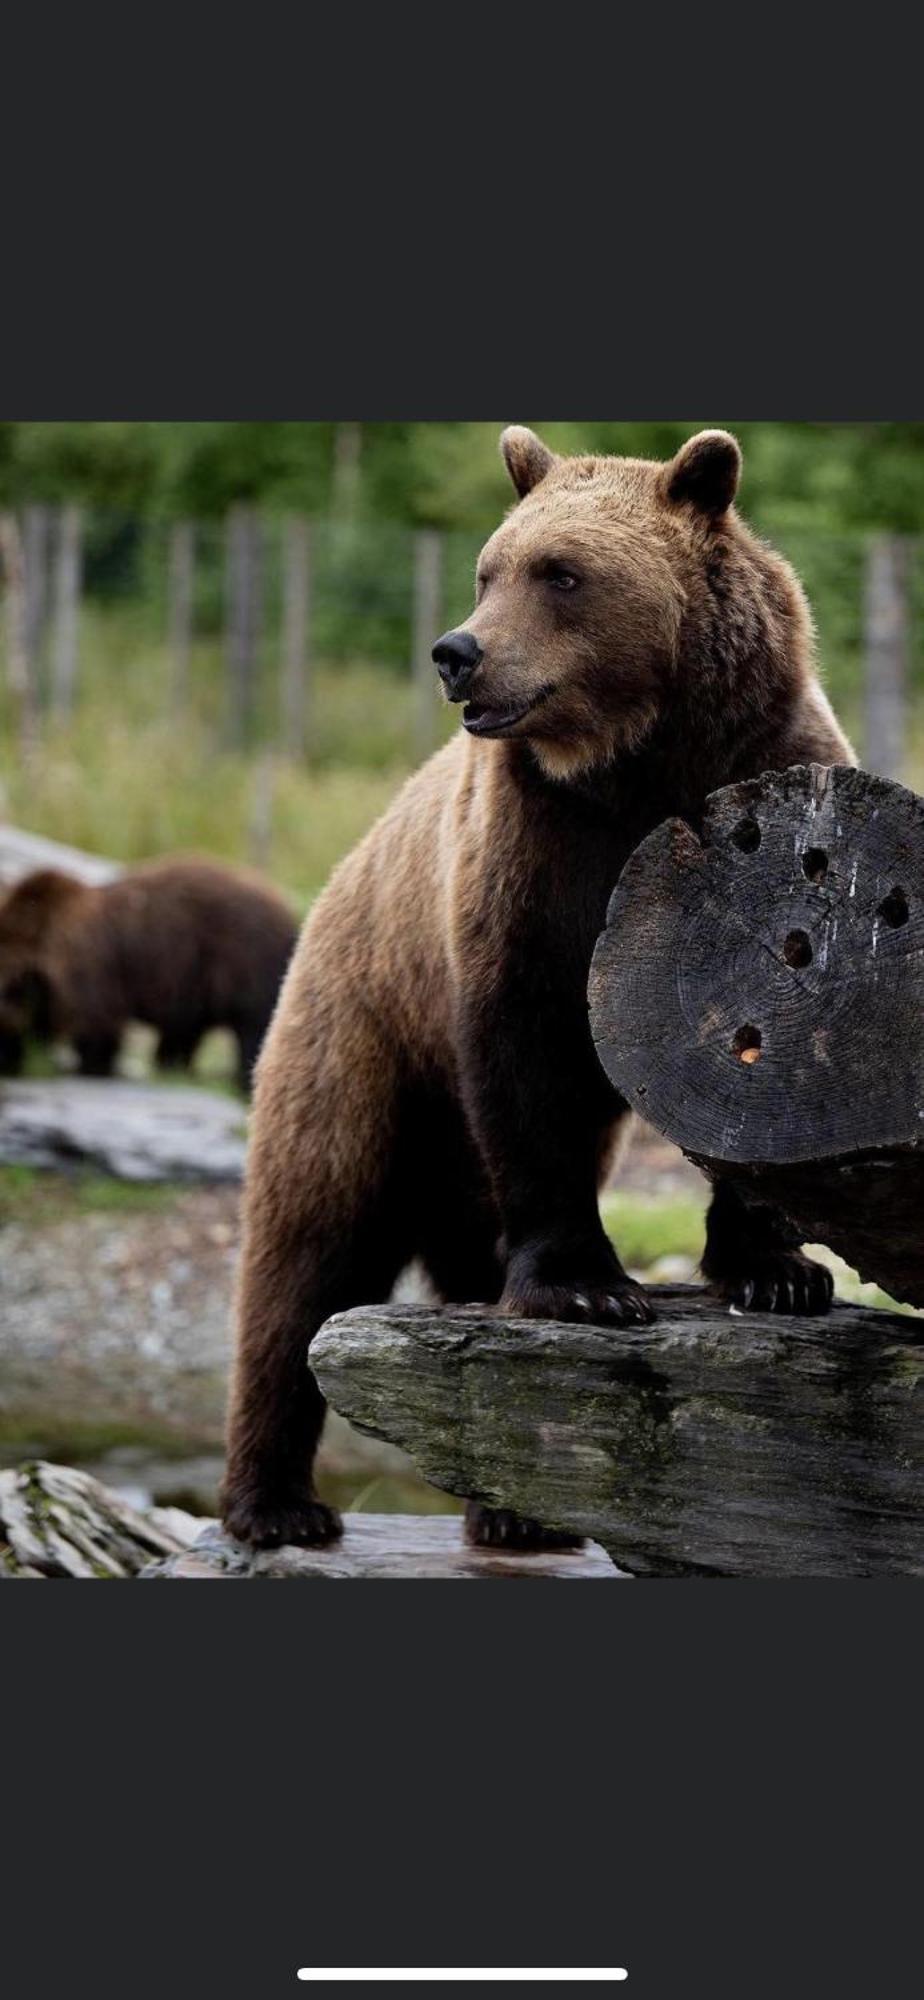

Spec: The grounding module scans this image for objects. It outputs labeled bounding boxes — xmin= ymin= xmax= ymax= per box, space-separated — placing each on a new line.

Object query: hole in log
xmin=732 ymin=1024 xmax=762 ymax=1064
xmin=802 ymin=847 xmax=828 ymax=883
xmin=877 ymin=886 xmax=909 ymax=928
xmin=731 ymin=816 xmax=761 ymax=853
xmin=782 ymin=929 xmax=813 ymax=969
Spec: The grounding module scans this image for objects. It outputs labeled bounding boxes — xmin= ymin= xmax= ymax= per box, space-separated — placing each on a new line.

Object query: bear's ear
xmin=500 ymin=426 xmax=556 ymax=499
xmin=664 ymin=430 xmax=742 ymax=516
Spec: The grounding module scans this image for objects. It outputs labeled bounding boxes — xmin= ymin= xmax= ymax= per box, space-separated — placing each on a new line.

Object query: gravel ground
xmin=0 ymin=1124 xmax=702 ymax=1513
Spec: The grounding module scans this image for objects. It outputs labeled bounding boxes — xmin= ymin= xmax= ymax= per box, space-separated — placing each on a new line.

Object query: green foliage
xmin=3 ymin=421 xmax=923 ymax=692
xmin=601 ymin=1191 xmax=707 ymax=1267
xmin=3 ymin=421 xmax=924 ymax=532
xmin=0 ymin=1163 xmax=182 ymax=1227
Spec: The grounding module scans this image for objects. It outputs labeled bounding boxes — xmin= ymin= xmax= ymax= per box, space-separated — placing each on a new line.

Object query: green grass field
xmin=5 ymin=602 xmax=924 ymax=913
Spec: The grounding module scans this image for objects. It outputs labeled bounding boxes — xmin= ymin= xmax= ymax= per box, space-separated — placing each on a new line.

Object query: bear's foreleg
xmin=701 ymin=1179 xmax=834 ymax=1314
xmin=458 ymin=979 xmax=654 ymax=1330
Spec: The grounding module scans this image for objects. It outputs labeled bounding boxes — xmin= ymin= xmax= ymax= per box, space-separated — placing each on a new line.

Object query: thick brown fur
xmin=223 ymin=427 xmax=855 ymax=1551
xmin=0 ymin=857 xmax=297 ymax=1090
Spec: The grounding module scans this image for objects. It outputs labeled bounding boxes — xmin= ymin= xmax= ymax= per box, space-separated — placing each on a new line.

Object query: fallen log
xmin=312 ymin=1289 xmax=924 ymax=1578
xmin=0 ymin=1460 xmax=616 ymax=1578
xmin=0 ymin=1460 xmax=199 ymax=1577
xmin=590 ymin=764 xmax=924 ymax=1306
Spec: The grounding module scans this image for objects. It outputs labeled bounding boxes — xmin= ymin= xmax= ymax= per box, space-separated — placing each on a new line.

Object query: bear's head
xmin=0 ymin=869 xmax=85 ymax=1050
xmin=432 ymin=426 xmax=812 ymax=782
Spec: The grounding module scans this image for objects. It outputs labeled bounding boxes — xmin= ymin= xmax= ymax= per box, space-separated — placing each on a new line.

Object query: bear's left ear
xmin=664 ymin=430 xmax=742 ymax=516
xmin=500 ymin=426 xmax=557 ymax=499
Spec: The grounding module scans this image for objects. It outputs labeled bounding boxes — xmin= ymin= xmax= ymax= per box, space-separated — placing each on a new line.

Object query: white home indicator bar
xmin=297 ymin=1973 xmax=628 ymax=1984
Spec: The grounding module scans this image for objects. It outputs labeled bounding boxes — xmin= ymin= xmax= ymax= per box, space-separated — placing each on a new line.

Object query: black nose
xmin=432 ymin=629 xmax=483 ymax=701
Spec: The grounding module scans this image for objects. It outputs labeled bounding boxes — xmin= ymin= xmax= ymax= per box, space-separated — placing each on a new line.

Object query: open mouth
xmin=462 ymin=686 xmax=552 ymax=738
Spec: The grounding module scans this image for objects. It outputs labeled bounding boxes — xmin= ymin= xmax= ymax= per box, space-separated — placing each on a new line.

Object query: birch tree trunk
xmin=22 ymin=502 xmax=51 ymax=705
xmin=167 ymin=518 xmax=196 ymax=716
xmin=225 ymin=504 xmax=262 ymax=749
xmin=280 ymin=514 xmax=312 ymax=758
xmin=0 ymin=511 xmax=38 ymax=760
xmin=50 ymin=502 xmax=83 ymax=721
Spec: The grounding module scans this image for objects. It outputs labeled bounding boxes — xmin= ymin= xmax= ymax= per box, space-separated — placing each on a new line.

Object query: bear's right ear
xmin=500 ymin=426 xmax=556 ymax=499
xmin=664 ymin=430 xmax=742 ymax=516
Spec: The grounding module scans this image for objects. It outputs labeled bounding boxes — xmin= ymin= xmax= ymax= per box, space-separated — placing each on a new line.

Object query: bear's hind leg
xmin=415 ymin=1120 xmax=584 ymax=1557
xmin=701 ymin=1179 xmax=834 ymax=1314
xmin=223 ymin=992 xmax=416 ymax=1550
xmin=156 ymin=1027 xmax=202 ymax=1073
xmin=74 ymin=1029 xmax=120 ymax=1078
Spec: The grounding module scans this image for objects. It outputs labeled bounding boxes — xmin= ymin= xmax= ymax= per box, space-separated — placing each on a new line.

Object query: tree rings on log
xmin=590 ymin=764 xmax=924 ymax=1169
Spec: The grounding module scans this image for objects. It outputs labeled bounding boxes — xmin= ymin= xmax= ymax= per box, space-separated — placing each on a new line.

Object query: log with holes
xmin=589 ymin=763 xmax=924 ymax=1307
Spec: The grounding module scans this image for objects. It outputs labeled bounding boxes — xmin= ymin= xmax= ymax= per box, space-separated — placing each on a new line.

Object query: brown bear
xmin=0 ymin=857 xmax=297 ymax=1092
xmin=223 ymin=426 xmax=855 ymax=1552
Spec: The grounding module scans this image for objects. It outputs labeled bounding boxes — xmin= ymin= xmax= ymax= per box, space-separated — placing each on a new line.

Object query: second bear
xmin=0 ymin=856 xmax=297 ymax=1091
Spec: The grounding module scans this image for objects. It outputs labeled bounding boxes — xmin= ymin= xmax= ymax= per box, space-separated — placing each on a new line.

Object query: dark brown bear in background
xmin=0 ymin=857 xmax=297 ymax=1092
xmin=224 ymin=427 xmax=855 ymax=1552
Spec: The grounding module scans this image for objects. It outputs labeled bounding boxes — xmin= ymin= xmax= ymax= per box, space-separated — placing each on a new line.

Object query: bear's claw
xmin=465 ymin=1502 xmax=585 ymax=1552
xmin=222 ymin=1493 xmax=343 ymax=1550
xmin=501 ymin=1275 xmax=655 ymax=1328
xmin=713 ymin=1251 xmax=834 ymax=1317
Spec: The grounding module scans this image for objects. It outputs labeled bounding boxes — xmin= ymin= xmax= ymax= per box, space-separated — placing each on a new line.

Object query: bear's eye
xmin=544 ymin=563 xmax=580 ymax=592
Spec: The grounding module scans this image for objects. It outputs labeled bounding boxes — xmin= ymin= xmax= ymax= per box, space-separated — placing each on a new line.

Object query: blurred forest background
xmin=1 ymin=420 xmax=922 ymax=910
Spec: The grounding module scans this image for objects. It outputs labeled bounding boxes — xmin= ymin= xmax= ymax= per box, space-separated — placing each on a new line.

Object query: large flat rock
xmin=0 ymin=1077 xmax=247 ymax=1181
xmin=312 ymin=1287 xmax=924 ymax=1578
xmin=0 ymin=825 xmax=120 ymax=887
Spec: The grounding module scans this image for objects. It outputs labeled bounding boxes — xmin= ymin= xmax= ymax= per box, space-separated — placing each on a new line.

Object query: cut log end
xmin=590 ymin=764 xmax=924 ymax=1306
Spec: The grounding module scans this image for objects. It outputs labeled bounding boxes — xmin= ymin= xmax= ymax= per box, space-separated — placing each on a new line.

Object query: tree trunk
xmin=863 ymin=533 xmax=909 ymax=780
xmin=280 ymin=514 xmax=312 ymax=757
xmin=589 ymin=762 xmax=924 ymax=1305
xmin=247 ymin=750 xmax=276 ymax=872
xmin=167 ymin=518 xmax=196 ymax=715
xmin=331 ymin=421 xmax=362 ymax=522
xmin=22 ymin=502 xmax=51 ymax=704
xmin=0 ymin=511 xmax=38 ymax=759
xmin=50 ymin=502 xmax=82 ymax=720
xmin=412 ymin=527 xmax=442 ymax=759
xmin=224 ymin=504 xmax=262 ymax=748
xmin=312 ymin=1292 xmax=924 ymax=1577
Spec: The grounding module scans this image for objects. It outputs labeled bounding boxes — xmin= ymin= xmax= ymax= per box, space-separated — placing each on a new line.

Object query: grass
xmin=0 ymin=1161 xmax=185 ymax=1227
xmin=4 ymin=603 xmax=924 ymax=913
xmin=0 ymin=606 xmax=459 ymax=908
xmin=601 ymin=1190 xmax=708 ymax=1267
xmin=601 ymin=1187 xmax=920 ymax=1315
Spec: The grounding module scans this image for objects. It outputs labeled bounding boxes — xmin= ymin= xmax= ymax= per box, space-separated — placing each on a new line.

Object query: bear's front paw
xmin=712 ymin=1251 xmax=834 ymax=1316
xmin=222 ymin=1490 xmax=343 ymax=1550
xmin=501 ymin=1274 xmax=655 ymax=1328
xmin=464 ymin=1502 xmax=585 ymax=1552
